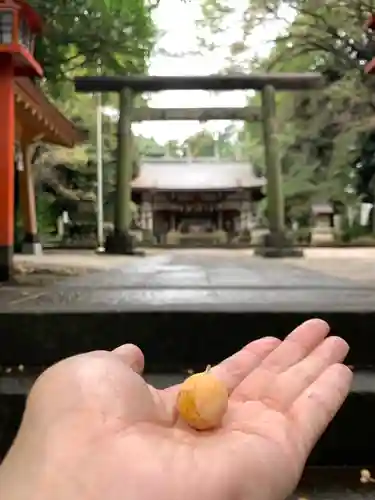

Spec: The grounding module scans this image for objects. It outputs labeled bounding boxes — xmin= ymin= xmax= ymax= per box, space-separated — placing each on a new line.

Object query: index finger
xmin=161 ymin=336 xmax=281 ymax=410
xmin=210 ymin=336 xmax=282 ymax=393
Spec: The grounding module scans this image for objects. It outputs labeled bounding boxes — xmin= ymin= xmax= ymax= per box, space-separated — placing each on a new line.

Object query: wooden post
xmin=19 ymin=140 xmax=42 ymax=254
xmin=170 ymin=212 xmax=175 ymax=231
xmin=218 ymin=211 xmax=223 ymax=230
xmin=105 ymin=87 xmax=135 ymax=253
xmin=0 ymin=55 xmax=15 ymax=281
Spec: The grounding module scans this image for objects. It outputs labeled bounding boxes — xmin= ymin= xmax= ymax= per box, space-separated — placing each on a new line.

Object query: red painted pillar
xmin=364 ymin=13 xmax=375 ymax=74
xmin=0 ymin=54 xmax=14 ymax=281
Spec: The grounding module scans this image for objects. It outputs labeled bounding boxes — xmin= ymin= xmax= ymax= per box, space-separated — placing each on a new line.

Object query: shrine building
xmin=0 ymin=0 xmax=85 ymax=280
xmin=131 ymin=157 xmax=266 ymax=243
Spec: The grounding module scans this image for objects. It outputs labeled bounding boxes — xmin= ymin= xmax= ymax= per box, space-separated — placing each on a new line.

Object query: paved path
xmin=3 ymin=248 xmax=375 ymax=312
xmin=286 ymin=247 xmax=375 ymax=284
xmin=13 ymin=249 xmax=159 ymax=272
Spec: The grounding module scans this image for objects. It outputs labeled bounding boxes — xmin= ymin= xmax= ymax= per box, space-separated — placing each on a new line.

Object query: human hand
xmin=0 ymin=319 xmax=352 ymax=500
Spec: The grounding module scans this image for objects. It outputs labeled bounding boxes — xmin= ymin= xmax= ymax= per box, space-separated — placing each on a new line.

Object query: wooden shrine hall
xmin=131 ymin=157 xmax=266 ymax=245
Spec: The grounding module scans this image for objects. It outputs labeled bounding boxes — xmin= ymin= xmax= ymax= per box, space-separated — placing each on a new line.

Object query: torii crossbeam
xmin=75 ymin=73 xmax=323 ymax=92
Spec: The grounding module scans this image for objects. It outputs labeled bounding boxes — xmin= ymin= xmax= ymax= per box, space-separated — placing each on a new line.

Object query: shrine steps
xmin=0 ymin=309 xmax=373 ymax=367
xmin=0 ymin=309 xmax=374 ymax=479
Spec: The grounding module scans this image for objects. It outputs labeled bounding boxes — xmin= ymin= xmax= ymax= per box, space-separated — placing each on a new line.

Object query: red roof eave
xmin=15 ymin=77 xmax=86 ymax=147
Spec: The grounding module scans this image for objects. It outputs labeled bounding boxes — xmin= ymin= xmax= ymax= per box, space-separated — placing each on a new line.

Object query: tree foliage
xmin=28 ymin=0 xmax=158 ymax=234
xmin=31 ymin=0 xmax=157 ymax=86
xmin=197 ymin=0 xmax=375 ymax=221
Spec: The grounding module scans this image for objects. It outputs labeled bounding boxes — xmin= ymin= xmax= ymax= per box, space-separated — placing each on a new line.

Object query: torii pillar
xmin=255 ymin=84 xmax=303 ymax=257
xmin=105 ymin=87 xmax=136 ymax=254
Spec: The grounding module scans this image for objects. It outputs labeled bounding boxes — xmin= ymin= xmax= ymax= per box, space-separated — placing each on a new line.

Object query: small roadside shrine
xmin=0 ymin=0 xmax=84 ymax=281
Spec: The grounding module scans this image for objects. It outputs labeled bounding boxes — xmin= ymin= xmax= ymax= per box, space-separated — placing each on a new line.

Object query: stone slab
xmin=0 ymin=370 xmax=373 ymax=395
xmin=2 ymin=251 xmax=375 ymax=312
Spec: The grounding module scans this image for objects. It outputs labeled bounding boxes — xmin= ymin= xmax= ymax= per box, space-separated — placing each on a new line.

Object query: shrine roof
xmin=131 ymin=158 xmax=266 ymax=191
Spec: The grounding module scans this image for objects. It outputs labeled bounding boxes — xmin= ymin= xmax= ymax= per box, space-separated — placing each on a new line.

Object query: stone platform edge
xmin=0 ymin=309 xmax=374 ymax=367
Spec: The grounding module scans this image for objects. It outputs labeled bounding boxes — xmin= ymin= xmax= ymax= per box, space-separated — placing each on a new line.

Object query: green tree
xmin=165 ymin=140 xmax=183 ymax=157
xmin=197 ymin=0 xmax=370 ymax=217
xmin=136 ymin=136 xmax=165 ymax=156
xmin=182 ymin=130 xmax=216 ymax=157
xmin=179 ymin=128 xmax=239 ymax=158
xmin=27 ymin=0 xmax=159 ymax=236
xmin=31 ymin=0 xmax=157 ymax=88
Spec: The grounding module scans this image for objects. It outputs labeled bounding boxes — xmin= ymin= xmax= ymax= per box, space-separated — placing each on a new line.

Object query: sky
xmin=106 ymin=0 xmax=294 ymax=144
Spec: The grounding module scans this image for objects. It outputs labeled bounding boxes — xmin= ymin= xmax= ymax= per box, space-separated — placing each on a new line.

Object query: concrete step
xmin=0 ymin=310 xmax=375 ymax=367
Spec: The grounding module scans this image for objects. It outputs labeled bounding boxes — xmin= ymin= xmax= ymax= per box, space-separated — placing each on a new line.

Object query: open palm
xmin=3 ymin=319 xmax=352 ymax=500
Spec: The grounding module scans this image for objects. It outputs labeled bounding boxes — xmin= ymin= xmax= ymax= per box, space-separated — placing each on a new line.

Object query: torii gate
xmin=75 ymin=73 xmax=324 ymax=257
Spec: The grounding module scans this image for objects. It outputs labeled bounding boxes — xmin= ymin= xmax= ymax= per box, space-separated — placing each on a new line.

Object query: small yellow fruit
xmin=360 ymin=469 xmax=375 ymax=483
xmin=177 ymin=367 xmax=228 ymax=430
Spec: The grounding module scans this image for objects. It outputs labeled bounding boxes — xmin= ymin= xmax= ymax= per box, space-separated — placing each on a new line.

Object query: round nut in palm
xmin=177 ymin=366 xmax=228 ymax=430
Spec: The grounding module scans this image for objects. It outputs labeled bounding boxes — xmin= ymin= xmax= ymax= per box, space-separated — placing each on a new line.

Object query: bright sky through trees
xmin=132 ymin=0 xmax=294 ymax=143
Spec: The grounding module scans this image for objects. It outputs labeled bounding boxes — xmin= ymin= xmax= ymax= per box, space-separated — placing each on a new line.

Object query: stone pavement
xmin=3 ymin=248 xmax=375 ymax=312
xmin=13 ymin=249 xmax=161 ymax=272
xmin=286 ymin=247 xmax=375 ymax=284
